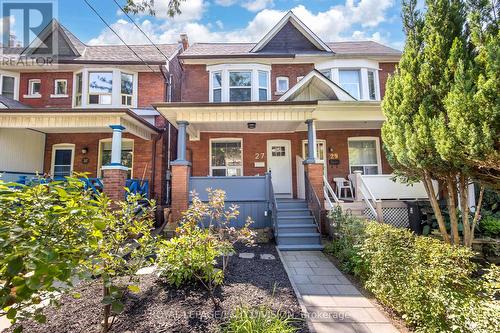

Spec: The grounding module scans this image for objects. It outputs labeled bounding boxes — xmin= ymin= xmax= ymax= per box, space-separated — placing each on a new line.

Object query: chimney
xmin=9 ymin=34 xmax=16 ymax=48
xmin=179 ymin=33 xmax=189 ymax=51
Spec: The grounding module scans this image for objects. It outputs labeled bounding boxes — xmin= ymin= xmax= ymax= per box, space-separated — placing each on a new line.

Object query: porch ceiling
xmin=0 ymin=109 xmax=159 ymax=140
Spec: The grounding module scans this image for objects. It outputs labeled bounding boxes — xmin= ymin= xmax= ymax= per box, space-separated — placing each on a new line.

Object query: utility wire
xmin=112 ymin=0 xmax=172 ymax=65
xmin=82 ymin=0 xmax=155 ymax=72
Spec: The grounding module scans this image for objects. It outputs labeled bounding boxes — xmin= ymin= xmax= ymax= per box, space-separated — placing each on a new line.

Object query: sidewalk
xmin=278 ymin=250 xmax=399 ymax=333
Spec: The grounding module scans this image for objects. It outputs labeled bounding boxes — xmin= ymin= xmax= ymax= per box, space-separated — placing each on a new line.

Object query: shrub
xmin=221 ymin=305 xmax=298 ymax=333
xmin=324 ymin=206 xmax=368 ymax=275
xmin=478 ymin=214 xmax=500 ymax=238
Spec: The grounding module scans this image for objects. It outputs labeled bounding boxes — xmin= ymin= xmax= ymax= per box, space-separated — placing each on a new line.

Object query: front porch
xmin=0 ymin=109 xmax=165 ymax=202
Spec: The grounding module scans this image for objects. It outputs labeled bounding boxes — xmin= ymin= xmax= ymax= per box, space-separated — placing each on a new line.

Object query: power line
xmin=112 ymin=0 xmax=173 ymax=65
xmin=82 ymin=0 xmax=155 ymax=72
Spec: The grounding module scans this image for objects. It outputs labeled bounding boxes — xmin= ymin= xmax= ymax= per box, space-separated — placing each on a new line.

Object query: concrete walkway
xmin=278 ymin=250 xmax=399 ymax=333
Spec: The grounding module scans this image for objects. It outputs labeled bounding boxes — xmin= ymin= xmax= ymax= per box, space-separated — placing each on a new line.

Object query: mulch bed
xmin=6 ymin=243 xmax=308 ymax=333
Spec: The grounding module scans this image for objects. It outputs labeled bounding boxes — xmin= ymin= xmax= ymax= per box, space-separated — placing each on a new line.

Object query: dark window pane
xmin=121 ymin=73 xmax=133 ymax=94
xmin=368 ymin=71 xmax=376 ymax=100
xmin=213 ymin=88 xmax=221 ymax=102
xmin=259 ymin=88 xmax=267 ymax=101
xmin=76 ymin=73 xmax=83 ymax=94
xmin=212 ymin=169 xmax=226 ymax=176
xmin=89 ymin=94 xmax=99 ymax=104
xmin=229 ymin=88 xmax=251 ymax=101
xmin=2 ymin=76 xmax=15 ymax=98
xmin=55 ymin=149 xmax=72 ymax=165
xmin=213 ymin=72 xmax=222 ymax=89
xmin=229 ymin=72 xmax=251 ymax=87
xmin=365 ymin=166 xmax=378 ymax=175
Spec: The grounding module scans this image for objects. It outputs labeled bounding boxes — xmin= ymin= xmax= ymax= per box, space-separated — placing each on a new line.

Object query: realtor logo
xmin=1 ymin=0 xmax=56 ymax=53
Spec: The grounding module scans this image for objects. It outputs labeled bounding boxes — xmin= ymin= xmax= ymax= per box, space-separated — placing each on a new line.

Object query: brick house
xmin=1 ymin=12 xmax=437 ymax=249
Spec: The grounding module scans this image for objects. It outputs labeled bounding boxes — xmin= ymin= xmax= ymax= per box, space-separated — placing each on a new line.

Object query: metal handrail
xmin=305 ymin=174 xmax=322 ymax=234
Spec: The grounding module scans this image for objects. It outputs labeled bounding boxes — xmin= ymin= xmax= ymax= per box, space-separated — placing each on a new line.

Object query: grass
xmin=221 ymin=305 xmax=299 ymax=333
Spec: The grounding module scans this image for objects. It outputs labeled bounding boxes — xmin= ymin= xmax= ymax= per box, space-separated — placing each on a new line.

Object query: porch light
xmin=82 ymin=147 xmax=88 ymax=154
xmin=247 ymin=122 xmax=256 ymax=129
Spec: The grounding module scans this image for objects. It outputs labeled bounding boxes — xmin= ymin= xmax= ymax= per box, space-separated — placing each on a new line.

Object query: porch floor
xmin=278 ymin=250 xmax=399 ymax=333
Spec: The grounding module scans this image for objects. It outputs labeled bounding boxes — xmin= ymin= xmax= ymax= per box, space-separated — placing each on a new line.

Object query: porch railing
xmin=304 ymin=174 xmax=322 ymax=235
xmin=80 ymin=177 xmax=104 ymax=194
xmin=126 ymin=179 xmax=149 ymax=198
xmin=323 ymin=174 xmax=342 ymax=209
xmin=350 ymin=171 xmax=383 ymax=222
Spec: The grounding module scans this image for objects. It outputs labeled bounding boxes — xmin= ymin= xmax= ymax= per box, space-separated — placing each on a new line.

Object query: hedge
xmin=326 ymin=213 xmax=499 ymax=333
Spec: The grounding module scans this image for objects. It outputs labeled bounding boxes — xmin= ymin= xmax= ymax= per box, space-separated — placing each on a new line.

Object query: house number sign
xmin=254 ymin=152 xmax=264 ymax=160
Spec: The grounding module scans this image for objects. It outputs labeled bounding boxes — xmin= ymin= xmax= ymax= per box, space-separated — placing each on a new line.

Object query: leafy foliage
xmin=478 ymin=214 xmax=500 ymax=238
xmin=123 ymin=0 xmax=186 ymax=17
xmin=221 ymin=305 xmax=298 ymax=333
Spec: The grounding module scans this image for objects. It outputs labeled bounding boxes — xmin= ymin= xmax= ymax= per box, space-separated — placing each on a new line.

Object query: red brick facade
xmin=19 ymin=72 xmax=73 ymax=108
xmin=102 ymin=168 xmax=128 ymax=202
xmin=271 ymin=63 xmax=314 ymax=100
xmin=138 ymin=72 xmax=166 ymax=107
xmin=180 ymin=64 xmax=209 ymax=102
xmin=186 ymin=129 xmax=392 ymax=198
xmin=170 ymin=164 xmax=190 ymax=222
xmin=379 ymin=62 xmax=397 ymax=99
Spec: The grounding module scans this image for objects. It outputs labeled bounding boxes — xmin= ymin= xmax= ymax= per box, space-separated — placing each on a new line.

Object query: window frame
xmin=209 ymin=138 xmax=244 ymax=177
xmin=27 ymin=79 xmax=41 ymax=97
xmin=97 ymin=138 xmax=134 ymax=178
xmin=88 ymin=71 xmax=113 ymax=105
xmin=258 ymin=70 xmax=269 ymax=101
xmin=51 ymin=143 xmax=75 ymax=179
xmin=367 ymin=69 xmax=379 ymax=101
xmin=275 ymin=76 xmax=289 ymax=94
xmin=0 ymin=74 xmax=16 ymax=99
xmin=338 ymin=69 xmax=361 ymax=100
xmin=120 ymin=72 xmax=134 ymax=106
xmin=347 ymin=137 xmax=382 ymax=175
xmin=51 ymin=79 xmax=68 ymax=98
xmin=228 ymin=71 xmax=252 ymax=102
xmin=211 ymin=71 xmax=222 ymax=103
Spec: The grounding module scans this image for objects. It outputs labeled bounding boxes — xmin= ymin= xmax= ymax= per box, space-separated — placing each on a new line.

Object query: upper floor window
xmin=320 ymin=69 xmax=331 ymax=80
xmin=208 ymin=64 xmax=271 ymax=103
xmin=73 ymin=69 xmax=137 ymax=108
xmin=339 ymin=70 xmax=361 ymax=99
xmin=54 ymin=79 xmax=68 ymax=96
xmin=1 ymin=76 xmax=15 ymax=99
xmin=28 ymin=79 xmax=41 ymax=96
xmin=276 ymin=76 xmax=289 ymax=94
xmin=367 ymin=70 xmax=377 ymax=100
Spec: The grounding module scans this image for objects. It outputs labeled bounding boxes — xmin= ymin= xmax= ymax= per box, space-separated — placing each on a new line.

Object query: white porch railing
xmin=349 ymin=171 xmax=384 ymax=222
xmin=358 ymin=174 xmax=436 ymax=200
xmin=323 ymin=175 xmax=343 ymax=210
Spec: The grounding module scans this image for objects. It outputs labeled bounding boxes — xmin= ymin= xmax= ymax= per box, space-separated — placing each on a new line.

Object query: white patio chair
xmin=333 ymin=177 xmax=354 ymax=199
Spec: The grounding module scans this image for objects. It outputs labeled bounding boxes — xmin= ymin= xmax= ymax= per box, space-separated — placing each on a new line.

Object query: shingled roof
xmin=181 ymin=41 xmax=400 ymax=58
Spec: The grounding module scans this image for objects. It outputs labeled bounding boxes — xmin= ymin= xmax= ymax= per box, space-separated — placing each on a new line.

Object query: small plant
xmin=478 ymin=214 xmax=500 ymax=238
xmin=221 ymin=305 xmax=298 ymax=333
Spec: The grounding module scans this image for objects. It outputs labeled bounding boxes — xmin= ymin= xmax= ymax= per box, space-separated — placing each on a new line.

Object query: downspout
xmin=166 ymin=122 xmax=172 ymax=205
xmin=150 ymin=130 xmax=163 ymax=201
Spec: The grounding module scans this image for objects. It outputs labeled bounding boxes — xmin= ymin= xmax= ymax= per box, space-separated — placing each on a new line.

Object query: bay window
xmin=88 ymin=71 xmax=112 ymax=105
xmin=208 ymin=64 xmax=271 ymax=102
xmin=229 ymin=71 xmax=252 ymax=102
xmin=348 ymin=138 xmax=381 ymax=175
xmin=1 ymin=76 xmax=15 ymax=99
xmin=121 ymin=73 xmax=133 ymax=106
xmin=367 ymin=70 xmax=377 ymax=100
xmin=339 ymin=70 xmax=361 ymax=99
xmin=210 ymin=139 xmax=243 ymax=176
xmin=75 ymin=73 xmax=83 ymax=106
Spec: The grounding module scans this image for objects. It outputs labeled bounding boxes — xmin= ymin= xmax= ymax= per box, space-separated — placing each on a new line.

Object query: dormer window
xmin=276 ymin=76 xmax=289 ymax=94
xmin=73 ymin=69 xmax=137 ymax=108
xmin=208 ymin=64 xmax=271 ymax=103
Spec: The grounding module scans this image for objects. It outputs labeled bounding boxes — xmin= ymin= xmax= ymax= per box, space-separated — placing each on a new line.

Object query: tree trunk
xmin=103 ymin=286 xmax=110 ymax=333
xmin=468 ymin=186 xmax=485 ymax=247
xmin=458 ymin=175 xmax=471 ymax=246
xmin=423 ymin=171 xmax=450 ymax=244
xmin=445 ymin=175 xmax=460 ymax=245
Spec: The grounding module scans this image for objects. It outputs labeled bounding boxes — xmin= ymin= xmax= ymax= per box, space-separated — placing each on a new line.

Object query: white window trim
xmin=211 ymin=71 xmax=222 ymax=102
xmin=301 ymin=139 xmax=327 ymax=177
xmin=51 ymin=143 xmax=75 ymax=177
xmin=97 ymin=138 xmax=134 ymax=178
xmin=207 ymin=64 xmax=271 ymax=102
xmin=51 ymin=79 xmax=68 ymax=98
xmin=347 ymin=137 xmax=382 ymax=175
xmin=209 ymin=138 xmax=244 ymax=177
xmin=120 ymin=71 xmax=135 ymax=106
xmin=0 ymin=70 xmax=20 ymax=100
xmin=25 ymin=79 xmax=41 ymax=98
xmin=338 ymin=69 xmax=362 ymax=100
xmin=72 ymin=68 xmax=138 ymax=108
xmin=275 ymin=76 xmax=289 ymax=95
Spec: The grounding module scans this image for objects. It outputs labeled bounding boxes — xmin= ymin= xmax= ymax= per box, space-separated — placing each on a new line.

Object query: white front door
xmin=267 ymin=140 xmax=292 ymax=197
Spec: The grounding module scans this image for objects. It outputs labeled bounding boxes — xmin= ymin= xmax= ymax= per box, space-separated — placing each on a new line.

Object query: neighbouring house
xmin=0 ymin=12 xmax=444 ymax=249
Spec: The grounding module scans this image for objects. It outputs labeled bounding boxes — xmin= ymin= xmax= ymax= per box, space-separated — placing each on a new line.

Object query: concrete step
xmin=277 ymin=244 xmax=324 ymax=251
xmin=277 ymin=209 xmax=311 ymax=217
xmin=278 ymin=232 xmax=321 ymax=245
xmin=277 ymin=216 xmax=315 ymax=224
xmin=278 ymin=223 xmax=318 ymax=233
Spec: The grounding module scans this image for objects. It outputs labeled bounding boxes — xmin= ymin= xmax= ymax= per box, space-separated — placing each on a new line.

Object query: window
xmin=99 ymin=139 xmax=134 ymax=178
xmin=367 ymin=70 xmax=376 ymax=100
xmin=54 ymin=79 xmax=67 ymax=95
xmin=121 ymin=73 xmax=133 ymax=106
xmin=1 ymin=76 xmax=15 ymax=99
xmin=320 ymin=69 xmax=331 ymax=80
xmin=348 ymin=138 xmax=380 ymax=175
xmin=210 ymin=139 xmax=242 ymax=176
xmin=258 ymin=71 xmax=268 ymax=101
xmin=212 ymin=71 xmax=222 ymax=103
xmin=88 ymin=71 xmax=112 ymax=105
xmin=75 ymin=73 xmax=83 ymax=106
xmin=28 ymin=79 xmax=41 ymax=96
xmin=51 ymin=144 xmax=75 ymax=179
xmin=339 ymin=70 xmax=361 ymax=99
xmin=276 ymin=76 xmax=289 ymax=94
xmin=229 ymin=71 xmax=252 ymax=102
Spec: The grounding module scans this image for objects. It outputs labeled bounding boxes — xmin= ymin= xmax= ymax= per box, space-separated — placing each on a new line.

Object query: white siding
xmin=0 ymin=129 xmax=45 ymax=181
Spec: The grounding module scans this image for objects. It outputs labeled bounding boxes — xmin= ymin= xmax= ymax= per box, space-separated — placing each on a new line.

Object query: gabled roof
xmin=278 ymin=70 xmax=356 ymax=102
xmin=251 ymin=11 xmax=331 ymax=53
xmin=327 ymin=41 xmax=401 ymax=56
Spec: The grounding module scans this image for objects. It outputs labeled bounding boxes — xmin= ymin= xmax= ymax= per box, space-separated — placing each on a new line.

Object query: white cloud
xmin=242 ymin=0 xmax=274 ymax=12
xmin=215 ymin=0 xmax=237 ymax=6
xmin=87 ymin=1 xmax=396 ymax=45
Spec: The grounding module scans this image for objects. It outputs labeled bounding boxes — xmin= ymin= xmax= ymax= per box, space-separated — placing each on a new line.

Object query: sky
xmin=2 ymin=0 xmax=407 ymax=50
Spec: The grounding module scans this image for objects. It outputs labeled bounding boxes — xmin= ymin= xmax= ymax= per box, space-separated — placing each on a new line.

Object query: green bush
xmin=478 ymin=214 xmax=500 ymax=237
xmin=221 ymin=305 xmax=298 ymax=333
xmin=324 ymin=206 xmax=368 ymax=275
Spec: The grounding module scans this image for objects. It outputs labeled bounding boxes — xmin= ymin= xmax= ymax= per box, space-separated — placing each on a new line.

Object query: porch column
xmin=171 ymin=121 xmax=191 ymax=222
xmin=304 ymin=119 xmax=318 ymax=164
xmin=102 ymin=124 xmax=128 ymax=202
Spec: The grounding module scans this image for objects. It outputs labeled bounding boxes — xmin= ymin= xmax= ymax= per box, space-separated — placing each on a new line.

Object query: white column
xmin=109 ymin=125 xmax=125 ymax=166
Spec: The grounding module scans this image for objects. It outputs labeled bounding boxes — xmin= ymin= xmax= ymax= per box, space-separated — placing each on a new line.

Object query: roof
xmin=0 ymin=96 xmax=31 ymax=109
xmin=181 ymin=41 xmax=401 ymax=58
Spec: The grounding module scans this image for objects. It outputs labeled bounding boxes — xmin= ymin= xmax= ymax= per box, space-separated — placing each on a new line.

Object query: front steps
xmin=275 ymin=199 xmax=323 ymax=251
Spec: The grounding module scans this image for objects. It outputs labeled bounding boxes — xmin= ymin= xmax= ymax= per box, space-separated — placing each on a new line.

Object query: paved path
xmin=278 ymin=250 xmax=399 ymax=333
